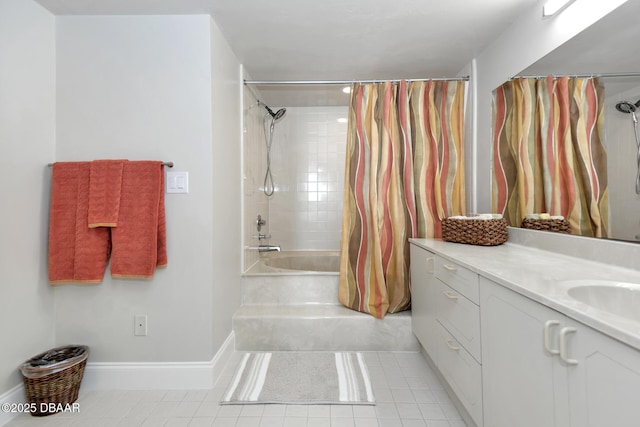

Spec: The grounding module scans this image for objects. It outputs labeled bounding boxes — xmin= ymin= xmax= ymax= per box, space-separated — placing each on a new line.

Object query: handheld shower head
xmin=258 ymin=101 xmax=287 ymax=121
xmin=616 ymin=101 xmax=638 ymax=114
xmin=272 ymin=108 xmax=287 ymax=121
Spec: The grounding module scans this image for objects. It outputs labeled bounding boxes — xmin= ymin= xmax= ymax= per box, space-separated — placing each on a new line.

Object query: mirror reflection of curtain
xmin=339 ymin=80 xmax=466 ymax=318
xmin=492 ymin=76 xmax=608 ymax=237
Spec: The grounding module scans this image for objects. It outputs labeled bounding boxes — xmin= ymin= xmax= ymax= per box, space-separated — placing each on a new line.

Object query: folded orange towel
xmin=49 ymin=162 xmax=111 ymax=284
xmin=110 ymin=161 xmax=167 ymax=279
xmin=88 ymin=160 xmax=126 ymax=228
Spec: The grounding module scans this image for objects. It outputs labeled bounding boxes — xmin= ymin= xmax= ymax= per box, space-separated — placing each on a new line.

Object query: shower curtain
xmin=339 ymin=80 xmax=466 ymax=318
xmin=492 ymin=76 xmax=608 ymax=237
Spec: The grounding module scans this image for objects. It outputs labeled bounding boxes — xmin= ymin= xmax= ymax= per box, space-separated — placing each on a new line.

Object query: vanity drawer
xmin=435 ymin=256 xmax=479 ymax=304
xmin=436 ymin=280 xmax=481 ymax=362
xmin=436 ymin=323 xmax=483 ymax=426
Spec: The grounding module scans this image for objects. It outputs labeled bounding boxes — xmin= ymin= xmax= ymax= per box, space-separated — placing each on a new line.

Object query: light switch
xmin=166 ymin=171 xmax=189 ymax=194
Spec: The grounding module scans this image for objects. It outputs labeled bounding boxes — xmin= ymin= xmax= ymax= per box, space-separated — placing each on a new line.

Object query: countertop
xmin=409 ymin=237 xmax=640 ymax=351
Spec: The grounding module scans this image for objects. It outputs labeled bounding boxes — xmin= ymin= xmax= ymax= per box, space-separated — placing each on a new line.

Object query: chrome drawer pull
xmin=443 ymin=264 xmax=458 ymax=272
xmin=445 ymin=338 xmax=461 ymax=351
xmin=442 ymin=291 xmax=459 ymax=300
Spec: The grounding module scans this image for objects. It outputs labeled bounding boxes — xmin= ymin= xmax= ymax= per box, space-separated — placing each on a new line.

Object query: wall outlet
xmin=134 ymin=315 xmax=148 ymax=336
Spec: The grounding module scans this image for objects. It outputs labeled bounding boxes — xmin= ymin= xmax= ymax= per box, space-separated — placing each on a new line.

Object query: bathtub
xmin=246 ymin=250 xmax=340 ymax=275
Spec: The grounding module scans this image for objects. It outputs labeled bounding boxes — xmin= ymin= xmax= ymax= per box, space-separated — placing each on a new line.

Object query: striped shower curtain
xmin=492 ymin=76 xmax=608 ymax=237
xmin=339 ymin=80 xmax=466 ymax=318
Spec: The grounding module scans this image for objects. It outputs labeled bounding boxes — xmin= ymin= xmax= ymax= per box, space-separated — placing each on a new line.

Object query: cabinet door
xmin=480 ymin=277 xmax=570 ymax=427
xmin=567 ymin=319 xmax=640 ymax=427
xmin=409 ymin=244 xmax=437 ymax=358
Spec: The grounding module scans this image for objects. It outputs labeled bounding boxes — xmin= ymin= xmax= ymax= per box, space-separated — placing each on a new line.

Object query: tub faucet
xmin=258 ymin=244 xmax=281 ymax=252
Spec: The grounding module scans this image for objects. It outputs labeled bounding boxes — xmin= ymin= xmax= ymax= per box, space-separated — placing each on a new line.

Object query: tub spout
xmin=258 ymin=244 xmax=281 ymax=252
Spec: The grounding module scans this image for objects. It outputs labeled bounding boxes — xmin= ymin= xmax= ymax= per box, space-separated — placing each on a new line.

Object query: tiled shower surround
xmin=243 ymin=88 xmax=348 ymax=270
xmin=269 ymin=106 xmax=348 ymax=251
xmin=242 ymin=88 xmax=269 ymax=271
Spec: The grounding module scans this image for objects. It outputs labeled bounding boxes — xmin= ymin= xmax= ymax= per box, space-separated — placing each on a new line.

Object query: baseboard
xmin=80 ymin=332 xmax=235 ymax=392
xmin=0 ymin=335 xmax=235 ymax=426
xmin=0 ymin=383 xmax=26 ymax=427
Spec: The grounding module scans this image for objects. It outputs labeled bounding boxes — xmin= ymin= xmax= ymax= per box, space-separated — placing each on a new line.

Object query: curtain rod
xmin=244 ymin=77 xmax=469 ymax=85
xmin=48 ymin=162 xmax=174 ymax=168
xmin=511 ymin=72 xmax=640 ymax=80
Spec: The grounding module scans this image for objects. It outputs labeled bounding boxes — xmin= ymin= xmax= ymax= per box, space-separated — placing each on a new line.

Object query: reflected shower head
xmin=616 ymin=100 xmax=640 ymax=114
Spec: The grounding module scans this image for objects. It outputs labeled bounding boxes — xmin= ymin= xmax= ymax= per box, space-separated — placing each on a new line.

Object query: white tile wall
xmin=243 ymin=101 xmax=348 ymax=267
xmin=268 ymin=106 xmax=348 ymax=251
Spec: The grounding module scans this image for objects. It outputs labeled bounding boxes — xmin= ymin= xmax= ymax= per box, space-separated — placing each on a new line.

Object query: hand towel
xmin=110 ymin=161 xmax=167 ymax=278
xmin=88 ymin=160 xmax=126 ymax=228
xmin=48 ymin=162 xmax=111 ymax=284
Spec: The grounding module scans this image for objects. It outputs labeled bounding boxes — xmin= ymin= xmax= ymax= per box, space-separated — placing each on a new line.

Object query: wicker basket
xmin=20 ymin=345 xmax=89 ymax=416
xmin=521 ymin=218 xmax=571 ymax=234
xmin=441 ymin=217 xmax=508 ymax=246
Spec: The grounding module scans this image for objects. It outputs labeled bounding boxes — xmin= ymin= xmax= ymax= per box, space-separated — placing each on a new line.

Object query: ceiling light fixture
xmin=543 ymin=0 xmax=577 ymax=16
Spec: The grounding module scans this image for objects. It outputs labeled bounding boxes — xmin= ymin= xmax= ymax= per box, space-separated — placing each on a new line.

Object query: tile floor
xmin=5 ymin=352 xmax=466 ymax=427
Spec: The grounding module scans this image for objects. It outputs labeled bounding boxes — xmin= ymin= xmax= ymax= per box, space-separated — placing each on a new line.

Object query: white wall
xmin=0 ymin=0 xmax=56 ymax=394
xmin=54 ymin=15 xmax=241 ymax=363
xmin=472 ymin=0 xmax=628 ymax=212
xmin=210 ymin=18 xmax=242 ymax=351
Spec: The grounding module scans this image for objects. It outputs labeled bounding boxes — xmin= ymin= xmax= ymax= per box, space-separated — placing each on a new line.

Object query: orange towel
xmin=88 ymin=160 xmax=126 ymax=228
xmin=110 ymin=161 xmax=167 ymax=279
xmin=48 ymin=162 xmax=111 ymax=284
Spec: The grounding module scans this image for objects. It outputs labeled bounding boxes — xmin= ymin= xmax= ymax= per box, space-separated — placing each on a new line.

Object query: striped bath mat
xmin=221 ymin=352 xmax=375 ymax=405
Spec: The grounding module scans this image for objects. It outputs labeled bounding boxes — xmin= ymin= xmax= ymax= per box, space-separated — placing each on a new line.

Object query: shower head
xmin=259 ymin=101 xmax=287 ymax=121
xmin=265 ymin=105 xmax=286 ymax=121
xmin=616 ymin=100 xmax=640 ymax=125
xmin=616 ymin=99 xmax=640 ymax=114
xmin=272 ymin=108 xmax=286 ymax=121
xmin=617 ymin=101 xmax=637 ymax=114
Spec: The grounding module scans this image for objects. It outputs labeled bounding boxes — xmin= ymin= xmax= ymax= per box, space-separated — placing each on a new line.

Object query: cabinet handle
xmin=543 ymin=320 xmax=560 ymax=356
xmin=425 ymin=257 xmax=434 ymax=274
xmin=445 ymin=338 xmax=461 ymax=351
xmin=559 ymin=327 xmax=579 ymax=365
xmin=442 ymin=291 xmax=459 ymax=300
xmin=443 ymin=264 xmax=458 ymax=272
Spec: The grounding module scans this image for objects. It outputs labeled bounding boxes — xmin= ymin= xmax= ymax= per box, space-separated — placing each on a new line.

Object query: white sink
xmin=563 ymin=280 xmax=640 ymax=323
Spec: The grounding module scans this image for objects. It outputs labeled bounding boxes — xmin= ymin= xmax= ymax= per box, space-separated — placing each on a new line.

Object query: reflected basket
xmin=521 ymin=218 xmax=571 ymax=234
xmin=441 ymin=217 xmax=508 ymax=246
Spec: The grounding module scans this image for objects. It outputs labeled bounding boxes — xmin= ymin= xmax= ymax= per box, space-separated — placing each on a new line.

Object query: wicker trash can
xmin=20 ymin=345 xmax=89 ymax=416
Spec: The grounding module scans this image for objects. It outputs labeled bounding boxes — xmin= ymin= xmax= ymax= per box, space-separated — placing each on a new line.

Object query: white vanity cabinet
xmin=409 ymin=244 xmax=438 ymax=356
xmin=410 ymin=243 xmax=483 ymax=426
xmin=480 ymin=276 xmax=640 ymax=427
xmin=480 ymin=277 xmax=570 ymax=427
xmin=566 ymin=316 xmax=640 ymax=427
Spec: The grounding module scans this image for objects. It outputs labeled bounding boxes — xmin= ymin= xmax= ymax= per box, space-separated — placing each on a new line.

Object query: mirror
xmin=501 ymin=0 xmax=640 ymax=243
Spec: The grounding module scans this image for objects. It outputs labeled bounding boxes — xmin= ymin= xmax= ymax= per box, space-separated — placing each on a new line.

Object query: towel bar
xmin=47 ymin=162 xmax=173 ymax=168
